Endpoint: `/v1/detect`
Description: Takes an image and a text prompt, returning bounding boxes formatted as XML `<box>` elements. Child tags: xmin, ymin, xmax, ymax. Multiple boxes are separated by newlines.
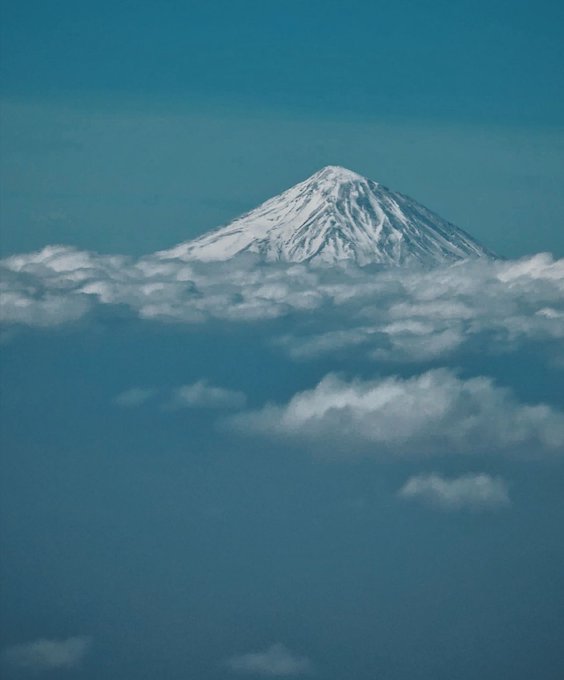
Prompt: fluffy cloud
<box><xmin>2</xmin><ymin>246</ymin><xmax>564</xmax><ymax>365</ymax></box>
<box><xmin>227</xmin><ymin>369</ymin><xmax>564</xmax><ymax>457</ymax></box>
<box><xmin>0</xmin><ymin>270</ymin><xmax>92</xmax><ymax>327</ymax></box>
<box><xmin>167</xmin><ymin>380</ymin><xmax>247</xmax><ymax>409</ymax></box>
<box><xmin>2</xmin><ymin>636</ymin><xmax>91</xmax><ymax>671</ymax></box>
<box><xmin>398</xmin><ymin>473</ymin><xmax>511</xmax><ymax>510</ymax></box>
<box><xmin>226</xmin><ymin>643</ymin><xmax>313</xmax><ymax>677</ymax></box>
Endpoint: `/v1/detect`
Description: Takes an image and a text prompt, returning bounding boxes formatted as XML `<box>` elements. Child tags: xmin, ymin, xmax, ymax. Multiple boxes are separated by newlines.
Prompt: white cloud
<box><xmin>227</xmin><ymin>369</ymin><xmax>564</xmax><ymax>457</ymax></box>
<box><xmin>167</xmin><ymin>380</ymin><xmax>246</xmax><ymax>409</ymax></box>
<box><xmin>398</xmin><ymin>473</ymin><xmax>511</xmax><ymax>510</ymax></box>
<box><xmin>2</xmin><ymin>247</ymin><xmax>564</xmax><ymax>366</ymax></box>
<box><xmin>3</xmin><ymin>636</ymin><xmax>92</xmax><ymax>671</ymax></box>
<box><xmin>0</xmin><ymin>287</ymin><xmax>91</xmax><ymax>328</ymax></box>
<box><xmin>226</xmin><ymin>643</ymin><xmax>313</xmax><ymax>677</ymax></box>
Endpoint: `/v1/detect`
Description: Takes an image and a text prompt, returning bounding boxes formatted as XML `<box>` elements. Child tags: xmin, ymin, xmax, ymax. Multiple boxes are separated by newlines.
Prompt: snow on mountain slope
<box><xmin>158</xmin><ymin>166</ymin><xmax>494</xmax><ymax>266</ymax></box>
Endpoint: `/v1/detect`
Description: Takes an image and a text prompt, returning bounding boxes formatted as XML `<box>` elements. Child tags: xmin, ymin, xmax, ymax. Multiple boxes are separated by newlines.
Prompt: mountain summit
<box><xmin>159</xmin><ymin>166</ymin><xmax>493</xmax><ymax>266</ymax></box>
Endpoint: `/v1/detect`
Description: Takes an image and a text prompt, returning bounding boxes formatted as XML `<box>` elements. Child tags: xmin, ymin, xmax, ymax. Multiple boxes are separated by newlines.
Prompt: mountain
<box><xmin>158</xmin><ymin>166</ymin><xmax>493</xmax><ymax>266</ymax></box>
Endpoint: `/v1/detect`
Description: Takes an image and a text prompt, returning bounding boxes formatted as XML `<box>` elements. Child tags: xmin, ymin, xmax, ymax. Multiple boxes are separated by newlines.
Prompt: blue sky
<box><xmin>1</xmin><ymin>3</ymin><xmax>564</xmax><ymax>679</ymax></box>
<box><xmin>2</xmin><ymin>0</ymin><xmax>563</xmax><ymax>124</ymax></box>
<box><xmin>1</xmin><ymin>0</ymin><xmax>563</xmax><ymax>257</ymax></box>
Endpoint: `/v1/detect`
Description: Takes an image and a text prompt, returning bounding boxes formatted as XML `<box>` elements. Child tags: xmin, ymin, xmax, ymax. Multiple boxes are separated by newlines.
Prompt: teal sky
<box><xmin>2</xmin><ymin>5</ymin><xmax>564</xmax><ymax>679</ymax></box>
<box><xmin>1</xmin><ymin>0</ymin><xmax>563</xmax><ymax>258</ymax></box>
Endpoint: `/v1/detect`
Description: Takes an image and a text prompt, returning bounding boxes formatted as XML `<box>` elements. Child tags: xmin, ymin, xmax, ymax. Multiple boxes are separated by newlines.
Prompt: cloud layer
<box><xmin>226</xmin><ymin>643</ymin><xmax>313</xmax><ymax>677</ymax></box>
<box><xmin>2</xmin><ymin>636</ymin><xmax>92</xmax><ymax>671</ymax></box>
<box><xmin>2</xmin><ymin>247</ymin><xmax>564</xmax><ymax>364</ymax></box>
<box><xmin>227</xmin><ymin>369</ymin><xmax>564</xmax><ymax>457</ymax></box>
<box><xmin>398</xmin><ymin>473</ymin><xmax>511</xmax><ymax>510</ymax></box>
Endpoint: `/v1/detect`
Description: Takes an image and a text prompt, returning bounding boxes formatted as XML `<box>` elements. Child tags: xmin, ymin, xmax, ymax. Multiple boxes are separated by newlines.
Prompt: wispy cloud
<box><xmin>2</xmin><ymin>636</ymin><xmax>92</xmax><ymax>671</ymax></box>
<box><xmin>398</xmin><ymin>473</ymin><xmax>511</xmax><ymax>510</ymax></box>
<box><xmin>113</xmin><ymin>387</ymin><xmax>157</xmax><ymax>407</ymax></box>
<box><xmin>113</xmin><ymin>381</ymin><xmax>247</xmax><ymax>410</ymax></box>
<box><xmin>226</xmin><ymin>643</ymin><xmax>313</xmax><ymax>677</ymax></box>
<box><xmin>227</xmin><ymin>369</ymin><xmax>564</xmax><ymax>457</ymax></box>
<box><xmin>167</xmin><ymin>380</ymin><xmax>247</xmax><ymax>409</ymax></box>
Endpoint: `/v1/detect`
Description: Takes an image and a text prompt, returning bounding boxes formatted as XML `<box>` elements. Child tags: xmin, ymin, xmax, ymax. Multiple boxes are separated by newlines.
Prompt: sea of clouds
<box><xmin>3</xmin><ymin>245</ymin><xmax>563</xmax><ymax>464</ymax></box>
<box><xmin>2</xmin><ymin>247</ymin><xmax>563</xmax><ymax>366</ymax></box>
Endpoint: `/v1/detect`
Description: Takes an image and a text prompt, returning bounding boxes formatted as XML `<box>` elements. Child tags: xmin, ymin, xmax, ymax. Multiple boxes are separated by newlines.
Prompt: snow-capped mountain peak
<box><xmin>308</xmin><ymin>164</ymin><xmax>368</xmax><ymax>184</ymax></box>
<box><xmin>158</xmin><ymin>166</ymin><xmax>493</xmax><ymax>266</ymax></box>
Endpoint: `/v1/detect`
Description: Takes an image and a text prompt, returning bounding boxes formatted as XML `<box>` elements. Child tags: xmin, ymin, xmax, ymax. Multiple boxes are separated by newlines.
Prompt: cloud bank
<box><xmin>226</xmin><ymin>643</ymin><xmax>313</xmax><ymax>677</ymax></box>
<box><xmin>2</xmin><ymin>247</ymin><xmax>564</xmax><ymax>364</ymax></box>
<box><xmin>398</xmin><ymin>473</ymin><xmax>511</xmax><ymax>510</ymax></box>
<box><xmin>227</xmin><ymin>369</ymin><xmax>564</xmax><ymax>457</ymax></box>
<box><xmin>2</xmin><ymin>636</ymin><xmax>92</xmax><ymax>671</ymax></box>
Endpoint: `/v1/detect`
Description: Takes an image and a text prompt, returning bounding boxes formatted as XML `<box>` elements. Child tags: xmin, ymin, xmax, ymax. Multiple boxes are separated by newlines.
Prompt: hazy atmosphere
<box><xmin>1</xmin><ymin>2</ymin><xmax>563</xmax><ymax>679</ymax></box>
